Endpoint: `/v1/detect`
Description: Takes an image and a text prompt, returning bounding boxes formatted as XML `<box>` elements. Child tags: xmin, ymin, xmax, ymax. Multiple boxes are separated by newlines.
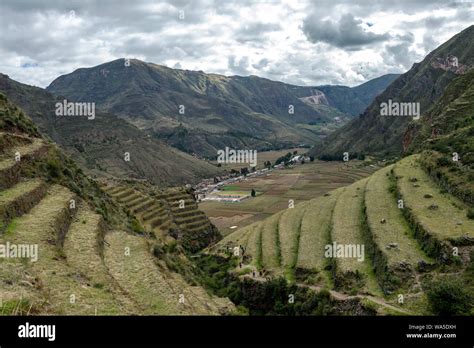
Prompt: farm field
<box><xmin>200</xmin><ymin>160</ymin><xmax>376</xmax><ymax>235</ymax></box>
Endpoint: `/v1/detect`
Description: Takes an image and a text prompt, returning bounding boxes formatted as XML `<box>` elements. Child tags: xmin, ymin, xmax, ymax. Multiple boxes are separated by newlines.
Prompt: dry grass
<box><xmin>261</xmin><ymin>211</ymin><xmax>284</xmax><ymax>270</ymax></box>
<box><xmin>1</xmin><ymin>185</ymin><xmax>128</xmax><ymax>315</ymax></box>
<box><xmin>0</xmin><ymin>179</ymin><xmax>43</xmax><ymax>204</ymax></box>
<box><xmin>394</xmin><ymin>155</ymin><xmax>474</xmax><ymax>241</ymax></box>
<box><xmin>297</xmin><ymin>189</ymin><xmax>343</xmax><ymax>271</ymax></box>
<box><xmin>278</xmin><ymin>201</ymin><xmax>310</xmax><ymax>268</ymax></box>
<box><xmin>331</xmin><ymin>180</ymin><xmax>369</xmax><ymax>274</ymax></box>
<box><xmin>104</xmin><ymin>230</ymin><xmax>182</xmax><ymax>315</ymax></box>
<box><xmin>365</xmin><ymin>166</ymin><xmax>430</xmax><ymax>265</ymax></box>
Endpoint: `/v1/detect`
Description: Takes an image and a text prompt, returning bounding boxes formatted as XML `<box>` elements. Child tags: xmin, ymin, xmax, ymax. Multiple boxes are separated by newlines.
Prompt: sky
<box><xmin>0</xmin><ymin>0</ymin><xmax>472</xmax><ymax>88</ymax></box>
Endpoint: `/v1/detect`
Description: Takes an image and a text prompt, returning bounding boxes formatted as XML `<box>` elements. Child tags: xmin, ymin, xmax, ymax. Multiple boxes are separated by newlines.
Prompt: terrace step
<box><xmin>260</xmin><ymin>211</ymin><xmax>285</xmax><ymax>270</ymax></box>
<box><xmin>394</xmin><ymin>155</ymin><xmax>474</xmax><ymax>254</ymax></box>
<box><xmin>278</xmin><ymin>201</ymin><xmax>311</xmax><ymax>270</ymax></box>
<box><xmin>0</xmin><ymin>131</ymin><xmax>32</xmax><ymax>154</ymax></box>
<box><xmin>364</xmin><ymin>166</ymin><xmax>431</xmax><ymax>291</ymax></box>
<box><xmin>331</xmin><ymin>178</ymin><xmax>380</xmax><ymax>294</ymax></box>
<box><xmin>296</xmin><ymin>190</ymin><xmax>343</xmax><ymax>285</ymax></box>
<box><xmin>64</xmin><ymin>204</ymin><xmax>135</xmax><ymax>314</ymax></box>
<box><xmin>0</xmin><ymin>179</ymin><xmax>48</xmax><ymax>232</ymax></box>
<box><xmin>104</xmin><ymin>230</ymin><xmax>197</xmax><ymax>314</ymax></box>
<box><xmin>0</xmin><ymin>185</ymin><xmax>114</xmax><ymax>314</ymax></box>
<box><xmin>0</xmin><ymin>138</ymin><xmax>47</xmax><ymax>190</ymax></box>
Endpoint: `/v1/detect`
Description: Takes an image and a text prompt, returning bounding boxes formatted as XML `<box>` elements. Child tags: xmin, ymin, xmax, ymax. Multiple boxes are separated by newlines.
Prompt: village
<box><xmin>192</xmin><ymin>153</ymin><xmax>311</xmax><ymax>203</ymax></box>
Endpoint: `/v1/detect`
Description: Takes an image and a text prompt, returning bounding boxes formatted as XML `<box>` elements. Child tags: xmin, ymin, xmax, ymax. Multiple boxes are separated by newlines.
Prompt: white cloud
<box><xmin>0</xmin><ymin>0</ymin><xmax>472</xmax><ymax>88</ymax></box>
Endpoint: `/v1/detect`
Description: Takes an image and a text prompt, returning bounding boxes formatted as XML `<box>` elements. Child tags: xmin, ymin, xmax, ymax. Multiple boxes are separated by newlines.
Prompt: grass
<box><xmin>0</xmin><ymin>138</ymin><xmax>45</xmax><ymax>171</ymax></box>
<box><xmin>278</xmin><ymin>203</ymin><xmax>308</xmax><ymax>268</ymax></box>
<box><xmin>331</xmin><ymin>179</ymin><xmax>369</xmax><ymax>274</ymax></box>
<box><xmin>296</xmin><ymin>189</ymin><xmax>343</xmax><ymax>285</ymax></box>
<box><xmin>0</xmin><ymin>179</ymin><xmax>43</xmax><ymax>203</ymax></box>
<box><xmin>394</xmin><ymin>155</ymin><xmax>474</xmax><ymax>241</ymax></box>
<box><xmin>0</xmin><ymin>185</ymin><xmax>127</xmax><ymax>315</ymax></box>
<box><xmin>63</xmin><ymin>204</ymin><xmax>137</xmax><ymax>314</ymax></box>
<box><xmin>365</xmin><ymin>166</ymin><xmax>431</xmax><ymax>265</ymax></box>
<box><xmin>331</xmin><ymin>178</ymin><xmax>382</xmax><ymax>295</ymax></box>
<box><xmin>261</xmin><ymin>212</ymin><xmax>284</xmax><ymax>270</ymax></box>
<box><xmin>4</xmin><ymin>218</ymin><xmax>18</xmax><ymax>236</ymax></box>
<box><xmin>104</xmin><ymin>230</ymin><xmax>182</xmax><ymax>315</ymax></box>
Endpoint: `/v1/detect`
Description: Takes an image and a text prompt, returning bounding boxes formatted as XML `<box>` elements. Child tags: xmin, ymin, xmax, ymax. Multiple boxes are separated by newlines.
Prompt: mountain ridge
<box><xmin>310</xmin><ymin>25</ymin><xmax>474</xmax><ymax>160</ymax></box>
<box><xmin>46</xmin><ymin>59</ymin><xmax>398</xmax><ymax>158</ymax></box>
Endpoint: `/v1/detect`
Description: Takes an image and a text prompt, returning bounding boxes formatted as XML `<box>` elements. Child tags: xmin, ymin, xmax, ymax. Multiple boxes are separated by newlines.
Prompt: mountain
<box><xmin>46</xmin><ymin>60</ymin><xmax>396</xmax><ymax>158</ymax></box>
<box><xmin>311</xmin><ymin>25</ymin><xmax>474</xmax><ymax>160</ymax></box>
<box><xmin>405</xmin><ymin>68</ymin><xmax>474</xmax><ymax>205</ymax></box>
<box><xmin>0</xmin><ymin>73</ymin><xmax>221</xmax><ymax>186</ymax></box>
<box><xmin>302</xmin><ymin>74</ymin><xmax>399</xmax><ymax>116</ymax></box>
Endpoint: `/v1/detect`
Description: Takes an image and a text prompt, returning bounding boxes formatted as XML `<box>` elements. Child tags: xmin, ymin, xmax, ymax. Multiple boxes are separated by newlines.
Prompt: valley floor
<box><xmin>200</xmin><ymin>160</ymin><xmax>376</xmax><ymax>236</ymax></box>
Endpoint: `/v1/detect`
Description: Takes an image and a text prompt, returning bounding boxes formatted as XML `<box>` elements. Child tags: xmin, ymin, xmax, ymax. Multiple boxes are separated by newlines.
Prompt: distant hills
<box><xmin>46</xmin><ymin>59</ymin><xmax>397</xmax><ymax>158</ymax></box>
<box><xmin>311</xmin><ymin>25</ymin><xmax>474</xmax><ymax>160</ymax></box>
<box><xmin>0</xmin><ymin>74</ymin><xmax>221</xmax><ymax>186</ymax></box>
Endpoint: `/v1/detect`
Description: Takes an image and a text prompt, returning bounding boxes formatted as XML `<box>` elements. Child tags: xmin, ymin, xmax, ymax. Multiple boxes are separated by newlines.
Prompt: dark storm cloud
<box><xmin>302</xmin><ymin>13</ymin><xmax>391</xmax><ymax>49</ymax></box>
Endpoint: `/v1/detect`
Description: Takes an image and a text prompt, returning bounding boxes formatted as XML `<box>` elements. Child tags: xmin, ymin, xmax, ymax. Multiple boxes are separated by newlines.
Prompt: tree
<box><xmin>251</xmin><ymin>189</ymin><xmax>256</xmax><ymax>197</ymax></box>
<box><xmin>310</xmin><ymin>156</ymin><xmax>315</xmax><ymax>162</ymax></box>
<box><xmin>426</xmin><ymin>277</ymin><xmax>472</xmax><ymax>315</ymax></box>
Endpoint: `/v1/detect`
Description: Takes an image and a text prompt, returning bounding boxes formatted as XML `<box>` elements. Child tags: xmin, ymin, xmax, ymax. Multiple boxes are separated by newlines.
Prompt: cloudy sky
<box><xmin>0</xmin><ymin>0</ymin><xmax>472</xmax><ymax>88</ymax></box>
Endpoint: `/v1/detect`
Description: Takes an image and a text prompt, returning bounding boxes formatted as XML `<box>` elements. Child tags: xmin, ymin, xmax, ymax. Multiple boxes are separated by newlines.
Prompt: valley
<box><xmin>199</xmin><ymin>159</ymin><xmax>377</xmax><ymax>236</ymax></box>
<box><xmin>0</xmin><ymin>20</ymin><xmax>472</xmax><ymax>320</ymax></box>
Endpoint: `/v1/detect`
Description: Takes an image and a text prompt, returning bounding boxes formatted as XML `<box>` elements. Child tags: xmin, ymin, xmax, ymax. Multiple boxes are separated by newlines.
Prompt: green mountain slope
<box><xmin>312</xmin><ymin>25</ymin><xmax>474</xmax><ymax>160</ymax></box>
<box><xmin>405</xmin><ymin>69</ymin><xmax>474</xmax><ymax>205</ymax></box>
<box><xmin>0</xmin><ymin>93</ymin><xmax>234</xmax><ymax>315</ymax></box>
<box><xmin>0</xmin><ymin>74</ymin><xmax>221</xmax><ymax>186</ymax></box>
<box><xmin>46</xmin><ymin>60</ymin><xmax>396</xmax><ymax>158</ymax></box>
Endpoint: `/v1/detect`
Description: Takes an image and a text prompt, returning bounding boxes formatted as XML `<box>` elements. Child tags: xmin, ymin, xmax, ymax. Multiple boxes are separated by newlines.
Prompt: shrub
<box><xmin>467</xmin><ymin>209</ymin><xmax>474</xmax><ymax>220</ymax></box>
<box><xmin>436</xmin><ymin>157</ymin><xmax>451</xmax><ymax>167</ymax></box>
<box><xmin>426</xmin><ymin>277</ymin><xmax>472</xmax><ymax>315</ymax></box>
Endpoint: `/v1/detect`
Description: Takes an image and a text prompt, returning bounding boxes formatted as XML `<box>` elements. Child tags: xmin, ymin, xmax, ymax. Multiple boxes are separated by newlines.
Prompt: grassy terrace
<box><xmin>244</xmin><ymin>223</ymin><xmax>263</xmax><ymax>269</ymax></box>
<box><xmin>1</xmin><ymin>185</ymin><xmax>125</xmax><ymax>314</ymax></box>
<box><xmin>365</xmin><ymin>166</ymin><xmax>430</xmax><ymax>265</ymax></box>
<box><xmin>278</xmin><ymin>201</ymin><xmax>310</xmax><ymax>270</ymax></box>
<box><xmin>394</xmin><ymin>155</ymin><xmax>474</xmax><ymax>243</ymax></box>
<box><xmin>104</xmin><ymin>230</ymin><xmax>183</xmax><ymax>315</ymax></box>
<box><xmin>331</xmin><ymin>178</ymin><xmax>381</xmax><ymax>294</ymax></box>
<box><xmin>261</xmin><ymin>212</ymin><xmax>284</xmax><ymax>270</ymax></box>
<box><xmin>296</xmin><ymin>189</ymin><xmax>342</xmax><ymax>285</ymax></box>
<box><xmin>364</xmin><ymin>166</ymin><xmax>432</xmax><ymax>291</ymax></box>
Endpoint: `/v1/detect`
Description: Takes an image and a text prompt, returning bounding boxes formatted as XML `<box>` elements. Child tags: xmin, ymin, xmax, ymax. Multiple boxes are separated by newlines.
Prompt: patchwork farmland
<box><xmin>200</xmin><ymin>160</ymin><xmax>377</xmax><ymax>236</ymax></box>
<box><xmin>214</xmin><ymin>154</ymin><xmax>474</xmax><ymax>314</ymax></box>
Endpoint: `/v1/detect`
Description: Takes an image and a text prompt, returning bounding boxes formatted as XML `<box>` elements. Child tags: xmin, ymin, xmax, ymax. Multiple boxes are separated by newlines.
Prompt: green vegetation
<box><xmin>425</xmin><ymin>277</ymin><xmax>473</xmax><ymax>315</ymax></box>
<box><xmin>313</xmin><ymin>25</ymin><xmax>474</xmax><ymax>160</ymax></box>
